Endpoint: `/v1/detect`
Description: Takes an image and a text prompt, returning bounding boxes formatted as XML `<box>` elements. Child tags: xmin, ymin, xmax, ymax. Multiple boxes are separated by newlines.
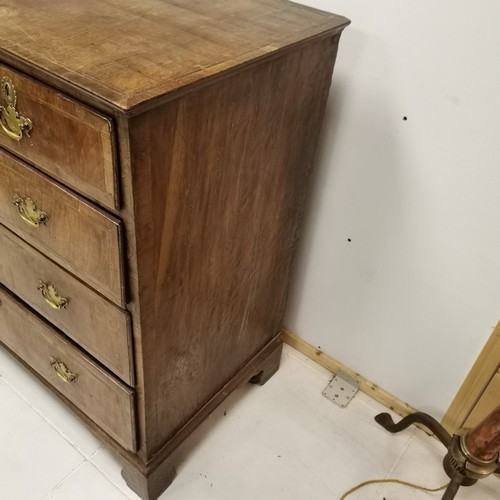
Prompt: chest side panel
<box><xmin>130</xmin><ymin>35</ymin><xmax>341</xmax><ymax>456</ymax></box>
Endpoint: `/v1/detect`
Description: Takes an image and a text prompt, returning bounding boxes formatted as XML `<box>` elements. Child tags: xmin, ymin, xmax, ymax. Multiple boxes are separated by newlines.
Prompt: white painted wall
<box><xmin>286</xmin><ymin>0</ymin><xmax>500</xmax><ymax>418</ymax></box>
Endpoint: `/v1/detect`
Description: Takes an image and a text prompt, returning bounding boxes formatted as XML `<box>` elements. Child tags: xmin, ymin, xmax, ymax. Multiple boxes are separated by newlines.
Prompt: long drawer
<box><xmin>0</xmin><ymin>148</ymin><xmax>125</xmax><ymax>306</ymax></box>
<box><xmin>0</xmin><ymin>63</ymin><xmax>117</xmax><ymax>210</ymax></box>
<box><xmin>0</xmin><ymin>285</ymin><xmax>136</xmax><ymax>452</ymax></box>
<box><xmin>0</xmin><ymin>224</ymin><xmax>133</xmax><ymax>385</ymax></box>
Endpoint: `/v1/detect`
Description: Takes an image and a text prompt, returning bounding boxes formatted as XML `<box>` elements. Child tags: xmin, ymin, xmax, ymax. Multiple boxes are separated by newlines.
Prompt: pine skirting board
<box><xmin>282</xmin><ymin>329</ymin><xmax>417</xmax><ymax>418</ymax></box>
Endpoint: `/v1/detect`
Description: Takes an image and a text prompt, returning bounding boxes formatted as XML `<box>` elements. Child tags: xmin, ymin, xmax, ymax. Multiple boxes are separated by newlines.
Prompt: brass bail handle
<box><xmin>12</xmin><ymin>194</ymin><xmax>48</xmax><ymax>227</ymax></box>
<box><xmin>37</xmin><ymin>280</ymin><xmax>69</xmax><ymax>310</ymax></box>
<box><xmin>0</xmin><ymin>76</ymin><xmax>32</xmax><ymax>141</ymax></box>
<box><xmin>50</xmin><ymin>357</ymin><xmax>78</xmax><ymax>383</ymax></box>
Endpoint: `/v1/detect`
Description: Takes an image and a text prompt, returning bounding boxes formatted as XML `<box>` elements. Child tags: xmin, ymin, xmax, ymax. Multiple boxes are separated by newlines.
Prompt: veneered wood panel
<box><xmin>0</xmin><ymin>2</ymin><xmax>350</xmax><ymax>495</ymax></box>
<box><xmin>0</xmin><ymin>149</ymin><xmax>125</xmax><ymax>306</ymax></box>
<box><xmin>129</xmin><ymin>35</ymin><xmax>341</xmax><ymax>456</ymax></box>
<box><xmin>0</xmin><ymin>63</ymin><xmax>117</xmax><ymax>208</ymax></box>
<box><xmin>0</xmin><ymin>285</ymin><xmax>136</xmax><ymax>451</ymax></box>
<box><xmin>0</xmin><ymin>224</ymin><xmax>133</xmax><ymax>384</ymax></box>
<box><xmin>0</xmin><ymin>0</ymin><xmax>348</xmax><ymax>110</ymax></box>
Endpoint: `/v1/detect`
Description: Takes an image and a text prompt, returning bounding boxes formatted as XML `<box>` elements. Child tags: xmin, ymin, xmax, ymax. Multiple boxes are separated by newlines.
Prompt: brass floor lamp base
<box><xmin>375</xmin><ymin>409</ymin><xmax>500</xmax><ymax>500</ymax></box>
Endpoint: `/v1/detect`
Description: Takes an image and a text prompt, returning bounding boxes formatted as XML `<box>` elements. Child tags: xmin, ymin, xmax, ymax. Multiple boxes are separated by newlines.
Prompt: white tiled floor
<box><xmin>0</xmin><ymin>344</ymin><xmax>498</xmax><ymax>500</ymax></box>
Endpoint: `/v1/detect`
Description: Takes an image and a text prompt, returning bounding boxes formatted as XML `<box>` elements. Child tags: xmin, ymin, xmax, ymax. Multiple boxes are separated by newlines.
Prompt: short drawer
<box><xmin>0</xmin><ymin>224</ymin><xmax>134</xmax><ymax>385</ymax></box>
<box><xmin>0</xmin><ymin>149</ymin><xmax>125</xmax><ymax>306</ymax></box>
<box><xmin>0</xmin><ymin>286</ymin><xmax>136</xmax><ymax>452</ymax></box>
<box><xmin>0</xmin><ymin>286</ymin><xmax>136</xmax><ymax>451</ymax></box>
<box><xmin>0</xmin><ymin>64</ymin><xmax>117</xmax><ymax>210</ymax></box>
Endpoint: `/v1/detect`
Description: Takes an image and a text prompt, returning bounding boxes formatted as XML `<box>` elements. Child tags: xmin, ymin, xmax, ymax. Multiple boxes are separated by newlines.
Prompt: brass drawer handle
<box><xmin>0</xmin><ymin>76</ymin><xmax>32</xmax><ymax>141</ymax></box>
<box><xmin>37</xmin><ymin>280</ymin><xmax>69</xmax><ymax>310</ymax></box>
<box><xmin>12</xmin><ymin>194</ymin><xmax>48</xmax><ymax>227</ymax></box>
<box><xmin>50</xmin><ymin>357</ymin><xmax>78</xmax><ymax>383</ymax></box>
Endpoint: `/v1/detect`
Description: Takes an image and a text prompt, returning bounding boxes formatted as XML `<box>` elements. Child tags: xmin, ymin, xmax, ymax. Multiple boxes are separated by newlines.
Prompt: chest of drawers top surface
<box><xmin>0</xmin><ymin>0</ymin><xmax>348</xmax><ymax>110</ymax></box>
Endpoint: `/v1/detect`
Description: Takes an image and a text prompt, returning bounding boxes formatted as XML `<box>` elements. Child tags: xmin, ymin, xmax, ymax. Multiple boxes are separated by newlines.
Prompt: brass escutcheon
<box><xmin>37</xmin><ymin>280</ymin><xmax>69</xmax><ymax>310</ymax></box>
<box><xmin>0</xmin><ymin>76</ymin><xmax>32</xmax><ymax>141</ymax></box>
<box><xmin>12</xmin><ymin>193</ymin><xmax>48</xmax><ymax>227</ymax></box>
<box><xmin>50</xmin><ymin>357</ymin><xmax>78</xmax><ymax>383</ymax></box>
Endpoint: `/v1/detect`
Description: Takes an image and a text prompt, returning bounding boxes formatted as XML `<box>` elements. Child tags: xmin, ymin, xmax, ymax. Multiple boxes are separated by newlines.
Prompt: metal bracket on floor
<box><xmin>322</xmin><ymin>370</ymin><xmax>359</xmax><ymax>408</ymax></box>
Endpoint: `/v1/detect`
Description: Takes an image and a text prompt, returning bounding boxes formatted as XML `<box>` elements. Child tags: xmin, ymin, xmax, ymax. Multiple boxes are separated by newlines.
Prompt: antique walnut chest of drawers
<box><xmin>0</xmin><ymin>1</ymin><xmax>348</xmax><ymax>498</ymax></box>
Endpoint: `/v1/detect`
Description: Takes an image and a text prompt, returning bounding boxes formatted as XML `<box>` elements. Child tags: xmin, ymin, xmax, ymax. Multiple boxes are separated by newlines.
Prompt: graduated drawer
<box><xmin>0</xmin><ymin>286</ymin><xmax>136</xmax><ymax>452</ymax></box>
<box><xmin>0</xmin><ymin>148</ymin><xmax>125</xmax><ymax>306</ymax></box>
<box><xmin>0</xmin><ymin>64</ymin><xmax>117</xmax><ymax>210</ymax></box>
<box><xmin>0</xmin><ymin>224</ymin><xmax>133</xmax><ymax>385</ymax></box>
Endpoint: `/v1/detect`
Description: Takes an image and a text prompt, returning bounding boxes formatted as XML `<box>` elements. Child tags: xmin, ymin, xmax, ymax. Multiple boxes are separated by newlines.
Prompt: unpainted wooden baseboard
<box><xmin>282</xmin><ymin>328</ymin><xmax>417</xmax><ymax>418</ymax></box>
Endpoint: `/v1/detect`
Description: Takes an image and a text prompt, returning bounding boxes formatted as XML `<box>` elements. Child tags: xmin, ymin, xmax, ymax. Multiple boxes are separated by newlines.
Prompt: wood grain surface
<box><xmin>464</xmin><ymin>372</ymin><xmax>500</xmax><ymax>430</ymax></box>
<box><xmin>0</xmin><ymin>285</ymin><xmax>136</xmax><ymax>451</ymax></box>
<box><xmin>0</xmin><ymin>0</ymin><xmax>349</xmax><ymax>110</ymax></box>
<box><xmin>123</xmin><ymin>334</ymin><xmax>283</xmax><ymax>500</ymax></box>
<box><xmin>0</xmin><ymin>2</ymin><xmax>350</xmax><ymax>496</ymax></box>
<box><xmin>0</xmin><ymin>149</ymin><xmax>125</xmax><ymax>306</ymax></box>
<box><xmin>0</xmin><ymin>224</ymin><xmax>134</xmax><ymax>384</ymax></box>
<box><xmin>0</xmin><ymin>63</ymin><xmax>117</xmax><ymax>209</ymax></box>
<box><xmin>443</xmin><ymin>323</ymin><xmax>500</xmax><ymax>433</ymax></box>
<box><xmin>129</xmin><ymin>34</ymin><xmax>340</xmax><ymax>457</ymax></box>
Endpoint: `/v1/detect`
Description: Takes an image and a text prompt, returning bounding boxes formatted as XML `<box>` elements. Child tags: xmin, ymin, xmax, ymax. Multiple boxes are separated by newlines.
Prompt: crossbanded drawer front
<box><xmin>0</xmin><ymin>64</ymin><xmax>117</xmax><ymax>210</ymax></box>
<box><xmin>0</xmin><ymin>286</ymin><xmax>136</xmax><ymax>452</ymax></box>
<box><xmin>0</xmin><ymin>149</ymin><xmax>125</xmax><ymax>306</ymax></box>
<box><xmin>0</xmin><ymin>224</ymin><xmax>134</xmax><ymax>385</ymax></box>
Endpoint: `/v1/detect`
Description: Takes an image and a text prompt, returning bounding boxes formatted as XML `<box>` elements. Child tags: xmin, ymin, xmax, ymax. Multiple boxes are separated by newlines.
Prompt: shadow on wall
<box><xmin>286</xmin><ymin>27</ymin><xmax>405</xmax><ymax>337</ymax></box>
<box><xmin>285</xmin><ymin>0</ymin><xmax>500</xmax><ymax>420</ymax></box>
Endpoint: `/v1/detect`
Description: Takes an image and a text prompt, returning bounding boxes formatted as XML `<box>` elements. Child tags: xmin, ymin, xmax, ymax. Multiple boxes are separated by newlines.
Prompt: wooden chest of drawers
<box><xmin>0</xmin><ymin>1</ymin><xmax>348</xmax><ymax>498</ymax></box>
